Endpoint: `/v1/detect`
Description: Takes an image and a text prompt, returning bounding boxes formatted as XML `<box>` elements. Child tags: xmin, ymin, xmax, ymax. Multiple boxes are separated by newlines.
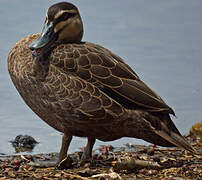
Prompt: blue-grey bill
<box><xmin>29</xmin><ymin>23</ymin><xmax>55</xmax><ymax>50</ymax></box>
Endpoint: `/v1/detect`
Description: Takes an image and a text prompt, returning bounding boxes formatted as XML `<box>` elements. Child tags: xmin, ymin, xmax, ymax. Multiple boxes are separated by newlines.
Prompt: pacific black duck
<box><xmin>8</xmin><ymin>2</ymin><xmax>196</xmax><ymax>165</ymax></box>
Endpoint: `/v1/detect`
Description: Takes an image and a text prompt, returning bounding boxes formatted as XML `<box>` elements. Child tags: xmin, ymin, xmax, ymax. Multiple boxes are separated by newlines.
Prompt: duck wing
<box><xmin>51</xmin><ymin>42</ymin><xmax>175</xmax><ymax>115</ymax></box>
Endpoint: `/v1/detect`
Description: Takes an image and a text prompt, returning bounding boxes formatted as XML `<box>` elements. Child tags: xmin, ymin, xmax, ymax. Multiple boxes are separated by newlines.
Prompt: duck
<box><xmin>8</xmin><ymin>1</ymin><xmax>196</xmax><ymax>165</ymax></box>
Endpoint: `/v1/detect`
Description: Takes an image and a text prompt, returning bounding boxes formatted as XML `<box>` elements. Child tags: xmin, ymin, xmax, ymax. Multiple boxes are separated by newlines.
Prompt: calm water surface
<box><xmin>0</xmin><ymin>0</ymin><xmax>202</xmax><ymax>155</ymax></box>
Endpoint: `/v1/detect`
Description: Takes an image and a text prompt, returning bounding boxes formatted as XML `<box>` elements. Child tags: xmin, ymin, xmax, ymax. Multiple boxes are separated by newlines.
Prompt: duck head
<box><xmin>29</xmin><ymin>2</ymin><xmax>83</xmax><ymax>57</ymax></box>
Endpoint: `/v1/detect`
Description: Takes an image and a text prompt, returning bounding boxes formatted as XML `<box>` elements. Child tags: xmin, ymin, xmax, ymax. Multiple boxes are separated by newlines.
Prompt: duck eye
<box><xmin>59</xmin><ymin>12</ymin><xmax>74</xmax><ymax>21</ymax></box>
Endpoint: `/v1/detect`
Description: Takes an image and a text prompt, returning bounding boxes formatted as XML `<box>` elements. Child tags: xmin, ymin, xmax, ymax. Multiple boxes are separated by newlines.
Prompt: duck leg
<box><xmin>80</xmin><ymin>137</ymin><xmax>95</xmax><ymax>163</ymax></box>
<box><xmin>58</xmin><ymin>133</ymin><xmax>72</xmax><ymax>163</ymax></box>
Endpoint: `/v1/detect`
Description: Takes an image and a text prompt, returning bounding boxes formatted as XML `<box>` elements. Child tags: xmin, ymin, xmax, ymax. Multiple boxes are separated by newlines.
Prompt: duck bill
<box><xmin>29</xmin><ymin>23</ymin><xmax>57</xmax><ymax>56</ymax></box>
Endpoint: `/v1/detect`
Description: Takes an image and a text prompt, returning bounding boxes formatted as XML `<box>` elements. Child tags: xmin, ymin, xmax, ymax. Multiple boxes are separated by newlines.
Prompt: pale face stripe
<box><xmin>54</xmin><ymin>9</ymin><xmax>77</xmax><ymax>20</ymax></box>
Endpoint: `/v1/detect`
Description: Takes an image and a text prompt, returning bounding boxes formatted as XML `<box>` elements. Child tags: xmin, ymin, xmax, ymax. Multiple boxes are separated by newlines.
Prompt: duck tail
<box><xmin>150</xmin><ymin>112</ymin><xmax>198</xmax><ymax>154</ymax></box>
<box><xmin>130</xmin><ymin>110</ymin><xmax>198</xmax><ymax>154</ymax></box>
<box><xmin>154</xmin><ymin>126</ymin><xmax>197</xmax><ymax>154</ymax></box>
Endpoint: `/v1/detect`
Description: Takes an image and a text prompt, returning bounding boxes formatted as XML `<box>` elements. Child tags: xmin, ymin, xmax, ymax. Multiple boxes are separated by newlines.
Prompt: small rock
<box><xmin>10</xmin><ymin>135</ymin><xmax>38</xmax><ymax>153</ymax></box>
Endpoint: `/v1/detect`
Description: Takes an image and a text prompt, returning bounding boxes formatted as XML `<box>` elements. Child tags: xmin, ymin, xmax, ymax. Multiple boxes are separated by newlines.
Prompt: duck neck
<box><xmin>32</xmin><ymin>58</ymin><xmax>50</xmax><ymax>81</ymax></box>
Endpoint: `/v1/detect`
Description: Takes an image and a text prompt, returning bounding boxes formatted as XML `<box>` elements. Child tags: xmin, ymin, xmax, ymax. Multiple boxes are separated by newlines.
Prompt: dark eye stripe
<box><xmin>56</xmin><ymin>12</ymin><xmax>75</xmax><ymax>23</ymax></box>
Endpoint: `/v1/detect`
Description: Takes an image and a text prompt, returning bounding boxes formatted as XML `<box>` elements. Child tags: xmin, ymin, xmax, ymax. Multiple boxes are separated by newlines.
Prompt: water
<box><xmin>0</xmin><ymin>0</ymin><xmax>202</xmax><ymax>155</ymax></box>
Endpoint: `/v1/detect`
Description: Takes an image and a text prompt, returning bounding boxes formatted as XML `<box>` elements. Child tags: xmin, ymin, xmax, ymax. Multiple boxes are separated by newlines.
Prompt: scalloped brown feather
<box><xmin>50</xmin><ymin>40</ymin><xmax>175</xmax><ymax>115</ymax></box>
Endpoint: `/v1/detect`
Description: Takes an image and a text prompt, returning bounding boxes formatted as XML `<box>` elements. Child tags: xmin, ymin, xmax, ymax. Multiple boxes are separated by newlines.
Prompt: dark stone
<box><xmin>10</xmin><ymin>135</ymin><xmax>38</xmax><ymax>152</ymax></box>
